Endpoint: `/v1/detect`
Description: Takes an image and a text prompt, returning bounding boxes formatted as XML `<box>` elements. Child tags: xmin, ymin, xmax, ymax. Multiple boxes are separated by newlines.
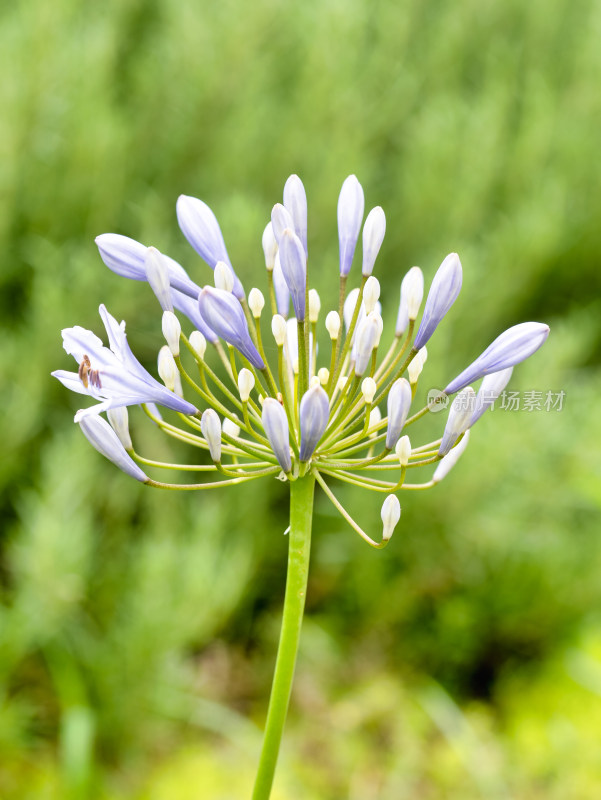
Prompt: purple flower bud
<box><xmin>433</xmin><ymin>430</ymin><xmax>470</xmax><ymax>483</ymax></box>
<box><xmin>413</xmin><ymin>253</ymin><xmax>463</xmax><ymax>350</ymax></box>
<box><xmin>470</xmin><ymin>367</ymin><xmax>513</xmax><ymax>425</ymax></box>
<box><xmin>299</xmin><ymin>383</ymin><xmax>330</xmax><ymax>461</ymax></box>
<box><xmin>385</xmin><ymin>378</ymin><xmax>412</xmax><ymax>450</ymax></box>
<box><xmin>271</xmin><ymin>203</ymin><xmax>294</xmax><ymax>244</ymax></box>
<box><xmin>198</xmin><ymin>287</ymin><xmax>265</xmax><ymax>370</ymax></box>
<box><xmin>79</xmin><ymin>415</ymin><xmax>148</xmax><ymax>482</ymax></box>
<box><xmin>439</xmin><ymin>387</ymin><xmax>475</xmax><ymax>456</ymax></box>
<box><xmin>200</xmin><ymin>409</ymin><xmax>222</xmax><ymax>462</ymax></box>
<box><xmin>170</xmin><ymin>290</ymin><xmax>218</xmax><ymax>344</ymax></box>
<box><xmin>283</xmin><ymin>174</ymin><xmax>308</xmax><ymax>255</ymax></box>
<box><xmin>273</xmin><ymin>254</ymin><xmax>290</xmax><ymax>318</ymax></box>
<box><xmin>176</xmin><ymin>195</ymin><xmax>245</xmax><ymax>299</ymax></box>
<box><xmin>353</xmin><ymin>313</ymin><xmax>381</xmax><ymax>376</ymax></box>
<box><xmin>278</xmin><ymin>229</ymin><xmax>307</xmax><ymax>321</ymax></box>
<box><xmin>362</xmin><ymin>206</ymin><xmax>386</xmax><ymax>276</ymax></box>
<box><xmin>95</xmin><ymin>233</ymin><xmax>201</xmax><ymax>300</ymax></box>
<box><xmin>262</xmin><ymin>398</ymin><xmax>292</xmax><ymax>473</ymax></box>
<box><xmin>338</xmin><ymin>175</ymin><xmax>365</xmax><ymax>276</ymax></box>
<box><xmin>145</xmin><ymin>247</ymin><xmax>173</xmax><ymax>312</ymax></box>
<box><xmin>444</xmin><ymin>322</ymin><xmax>550</xmax><ymax>396</ymax></box>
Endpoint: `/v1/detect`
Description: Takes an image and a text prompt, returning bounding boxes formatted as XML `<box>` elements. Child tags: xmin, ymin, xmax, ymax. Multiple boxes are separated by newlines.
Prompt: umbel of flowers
<box><xmin>53</xmin><ymin>174</ymin><xmax>548</xmax><ymax>545</ymax></box>
<box><xmin>52</xmin><ymin>175</ymin><xmax>549</xmax><ymax>798</ymax></box>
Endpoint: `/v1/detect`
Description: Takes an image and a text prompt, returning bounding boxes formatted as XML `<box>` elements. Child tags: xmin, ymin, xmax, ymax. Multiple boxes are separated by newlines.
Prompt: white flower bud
<box><xmin>362</xmin><ymin>206</ymin><xmax>386</xmax><ymax>277</ymax></box>
<box><xmin>353</xmin><ymin>313</ymin><xmax>380</xmax><ymax>376</ymax></box>
<box><xmin>420</xmin><ymin>346</ymin><xmax>428</xmax><ymax>365</ymax></box>
<box><xmin>325</xmin><ymin>311</ymin><xmax>341</xmax><ymax>340</ymax></box>
<box><xmin>189</xmin><ymin>330</ymin><xmax>207</xmax><ymax>360</ymax></box>
<box><xmin>222</xmin><ymin>417</ymin><xmax>241</xmax><ymax>438</ymax></box>
<box><xmin>405</xmin><ymin>266</ymin><xmax>424</xmax><ymax>321</ymax></box>
<box><xmin>433</xmin><ymin>430</ymin><xmax>470</xmax><ymax>483</ymax></box>
<box><xmin>237</xmin><ymin>368</ymin><xmax>255</xmax><ymax>403</ymax></box>
<box><xmin>158</xmin><ymin>345</ymin><xmax>178</xmax><ymax>391</ymax></box>
<box><xmin>200</xmin><ymin>409</ymin><xmax>222</xmax><ymax>462</ymax></box>
<box><xmin>107</xmin><ymin>407</ymin><xmax>132</xmax><ymax>451</ymax></box>
<box><xmin>363</xmin><ymin>276</ymin><xmax>380</xmax><ymax>315</ymax></box>
<box><xmin>214</xmin><ymin>260</ymin><xmax>235</xmax><ymax>292</ymax></box>
<box><xmin>395</xmin><ymin>435</ymin><xmax>411</xmax><ymax>467</ymax></box>
<box><xmin>408</xmin><ymin>351</ymin><xmax>424</xmax><ymax>384</ymax></box>
<box><xmin>271</xmin><ymin>314</ymin><xmax>287</xmax><ymax>346</ymax></box>
<box><xmin>318</xmin><ymin>367</ymin><xmax>329</xmax><ymax>385</ymax></box>
<box><xmin>337</xmin><ymin>375</ymin><xmax>348</xmax><ymax>393</ymax></box>
<box><xmin>373</xmin><ymin>313</ymin><xmax>384</xmax><ymax>347</ymax></box>
<box><xmin>248</xmin><ymin>288</ymin><xmax>265</xmax><ymax>318</ymax></box>
<box><xmin>308</xmin><ymin>289</ymin><xmax>321</xmax><ymax>323</ymax></box>
<box><xmin>145</xmin><ymin>246</ymin><xmax>173</xmax><ymax>312</ymax></box>
<box><xmin>162</xmin><ymin>310</ymin><xmax>181</xmax><ymax>356</ymax></box>
<box><xmin>262</xmin><ymin>222</ymin><xmax>278</xmax><ymax>271</ymax></box>
<box><xmin>381</xmin><ymin>495</ymin><xmax>401</xmax><ymax>541</ymax></box>
<box><xmin>361</xmin><ymin>377</ymin><xmax>376</xmax><ymax>404</ymax></box>
<box><xmin>368</xmin><ymin>406</ymin><xmax>381</xmax><ymax>437</ymax></box>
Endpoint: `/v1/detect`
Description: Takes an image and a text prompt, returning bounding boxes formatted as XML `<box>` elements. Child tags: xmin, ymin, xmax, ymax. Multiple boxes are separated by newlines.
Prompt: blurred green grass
<box><xmin>1</xmin><ymin>0</ymin><xmax>601</xmax><ymax>797</ymax></box>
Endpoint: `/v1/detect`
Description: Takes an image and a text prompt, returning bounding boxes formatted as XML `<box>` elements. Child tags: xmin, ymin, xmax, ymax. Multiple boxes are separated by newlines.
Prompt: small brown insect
<box><xmin>78</xmin><ymin>354</ymin><xmax>102</xmax><ymax>389</ymax></box>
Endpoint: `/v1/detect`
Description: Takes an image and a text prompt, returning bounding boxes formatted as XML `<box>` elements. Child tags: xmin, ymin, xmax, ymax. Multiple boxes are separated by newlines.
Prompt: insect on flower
<box><xmin>53</xmin><ymin>175</ymin><xmax>550</xmax><ymax>548</ymax></box>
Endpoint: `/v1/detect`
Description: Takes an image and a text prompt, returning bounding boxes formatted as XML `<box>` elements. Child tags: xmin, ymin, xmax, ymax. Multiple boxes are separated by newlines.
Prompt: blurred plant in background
<box><xmin>1</xmin><ymin>0</ymin><xmax>601</xmax><ymax>797</ymax></box>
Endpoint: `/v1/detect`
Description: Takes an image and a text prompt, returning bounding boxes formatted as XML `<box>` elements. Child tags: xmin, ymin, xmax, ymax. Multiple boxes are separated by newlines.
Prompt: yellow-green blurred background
<box><xmin>2</xmin><ymin>1</ymin><xmax>601</xmax><ymax>797</ymax></box>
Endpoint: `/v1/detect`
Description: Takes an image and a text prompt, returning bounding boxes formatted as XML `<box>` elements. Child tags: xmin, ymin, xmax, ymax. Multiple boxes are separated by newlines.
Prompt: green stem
<box><xmin>251</xmin><ymin>474</ymin><xmax>316</xmax><ymax>800</ymax></box>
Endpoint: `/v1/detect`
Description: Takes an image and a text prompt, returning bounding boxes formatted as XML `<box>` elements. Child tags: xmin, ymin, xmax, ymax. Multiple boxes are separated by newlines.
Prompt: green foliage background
<box><xmin>1</xmin><ymin>0</ymin><xmax>601</xmax><ymax>797</ymax></box>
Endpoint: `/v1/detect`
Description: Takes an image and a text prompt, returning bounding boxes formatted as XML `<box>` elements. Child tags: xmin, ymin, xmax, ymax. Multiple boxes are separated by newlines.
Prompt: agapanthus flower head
<box><xmin>55</xmin><ymin>175</ymin><xmax>549</xmax><ymax>549</ymax></box>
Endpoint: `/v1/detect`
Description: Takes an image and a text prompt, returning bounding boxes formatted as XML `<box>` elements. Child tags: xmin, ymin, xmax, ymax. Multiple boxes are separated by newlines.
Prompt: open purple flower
<box><xmin>52</xmin><ymin>305</ymin><xmax>198</xmax><ymax>421</ymax></box>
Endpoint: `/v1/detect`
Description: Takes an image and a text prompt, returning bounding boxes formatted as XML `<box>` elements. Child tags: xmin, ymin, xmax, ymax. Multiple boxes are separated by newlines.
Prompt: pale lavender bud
<box><xmin>308</xmin><ymin>289</ymin><xmax>321</xmax><ymax>324</ymax></box>
<box><xmin>79</xmin><ymin>415</ymin><xmax>148</xmax><ymax>482</ymax></box>
<box><xmin>338</xmin><ymin>175</ymin><xmax>365</xmax><ymax>276</ymax></box>
<box><xmin>201</xmin><ymin>409</ymin><xmax>222</xmax><ymax>461</ymax></box>
<box><xmin>170</xmin><ymin>290</ymin><xmax>218</xmax><ymax>344</ymax></box>
<box><xmin>248</xmin><ymin>288</ymin><xmax>265</xmax><ymax>318</ymax></box>
<box><xmin>362</xmin><ymin>206</ymin><xmax>386</xmax><ymax>276</ymax></box>
<box><xmin>262</xmin><ymin>398</ymin><xmax>292</xmax><ymax>473</ymax></box>
<box><xmin>414</xmin><ymin>254</ymin><xmax>463</xmax><ymax>349</ymax></box>
<box><xmin>325</xmin><ymin>311</ymin><xmax>340</xmax><ymax>340</ymax></box>
<box><xmin>262</xmin><ymin>222</ymin><xmax>278</xmax><ymax>271</ymax></box>
<box><xmin>145</xmin><ymin>247</ymin><xmax>173</xmax><ymax>312</ymax></box>
<box><xmin>396</xmin><ymin>267</ymin><xmax>424</xmax><ymax>335</ymax></box>
<box><xmin>470</xmin><ymin>367</ymin><xmax>513</xmax><ymax>425</ymax></box>
<box><xmin>361</xmin><ymin>377</ymin><xmax>377</xmax><ymax>404</ymax></box>
<box><xmin>273</xmin><ymin>253</ymin><xmax>290</xmax><ymax>318</ymax></box>
<box><xmin>433</xmin><ymin>430</ymin><xmax>470</xmax><ymax>483</ymax></box>
<box><xmin>158</xmin><ymin>346</ymin><xmax>178</xmax><ymax>391</ymax></box>
<box><xmin>444</xmin><ymin>323</ymin><xmax>550</xmax><ymax>396</ymax></box>
<box><xmin>198</xmin><ymin>287</ymin><xmax>265</xmax><ymax>370</ymax></box>
<box><xmin>189</xmin><ymin>330</ymin><xmax>207</xmax><ymax>360</ymax></box>
<box><xmin>162</xmin><ymin>311</ymin><xmax>181</xmax><ymax>356</ymax></box>
<box><xmin>176</xmin><ymin>195</ymin><xmax>244</xmax><ymax>299</ymax></box>
<box><xmin>363</xmin><ymin>276</ymin><xmax>380</xmax><ymax>315</ymax></box>
<box><xmin>222</xmin><ymin>417</ymin><xmax>241</xmax><ymax>439</ymax></box>
<box><xmin>344</xmin><ymin>288</ymin><xmax>360</xmax><ymax>331</ymax></box>
<box><xmin>285</xmin><ymin>318</ymin><xmax>299</xmax><ymax>374</ymax></box>
<box><xmin>237</xmin><ymin>368</ymin><xmax>255</xmax><ymax>402</ymax></box>
<box><xmin>107</xmin><ymin>406</ymin><xmax>132</xmax><ymax>451</ymax></box>
<box><xmin>271</xmin><ymin>203</ymin><xmax>294</xmax><ymax>244</ymax></box>
<box><xmin>299</xmin><ymin>383</ymin><xmax>330</xmax><ymax>461</ymax></box>
<box><xmin>395</xmin><ymin>435</ymin><xmax>411</xmax><ymax>467</ymax></box>
<box><xmin>283</xmin><ymin>174</ymin><xmax>308</xmax><ymax>254</ymax></box>
<box><xmin>214</xmin><ymin>261</ymin><xmax>235</xmax><ymax>292</ymax></box>
<box><xmin>271</xmin><ymin>315</ymin><xmax>287</xmax><ymax>347</ymax></box>
<box><xmin>386</xmin><ymin>378</ymin><xmax>412</xmax><ymax>450</ymax></box>
<box><xmin>381</xmin><ymin>495</ymin><xmax>401</xmax><ymax>541</ymax></box>
<box><xmin>353</xmin><ymin>313</ymin><xmax>380</xmax><ymax>376</ymax></box>
<box><xmin>278</xmin><ymin>228</ymin><xmax>307</xmax><ymax>321</ymax></box>
<box><xmin>439</xmin><ymin>387</ymin><xmax>475</xmax><ymax>456</ymax></box>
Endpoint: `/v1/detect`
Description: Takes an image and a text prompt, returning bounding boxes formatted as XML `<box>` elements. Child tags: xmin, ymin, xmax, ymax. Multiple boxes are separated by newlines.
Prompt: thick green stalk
<box><xmin>251</xmin><ymin>474</ymin><xmax>316</xmax><ymax>800</ymax></box>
